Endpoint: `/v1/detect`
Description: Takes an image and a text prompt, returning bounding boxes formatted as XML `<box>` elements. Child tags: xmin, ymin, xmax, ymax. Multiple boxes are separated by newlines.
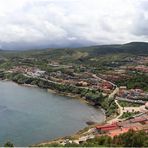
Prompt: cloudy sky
<box><xmin>0</xmin><ymin>0</ymin><xmax>148</xmax><ymax>50</ymax></box>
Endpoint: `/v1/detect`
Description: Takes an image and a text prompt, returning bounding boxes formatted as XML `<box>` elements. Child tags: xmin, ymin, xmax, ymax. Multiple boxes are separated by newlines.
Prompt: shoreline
<box><xmin>0</xmin><ymin>79</ymin><xmax>105</xmax><ymax>110</ymax></box>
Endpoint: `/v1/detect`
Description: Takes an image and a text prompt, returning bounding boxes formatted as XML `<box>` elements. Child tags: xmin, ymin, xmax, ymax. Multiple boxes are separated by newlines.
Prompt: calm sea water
<box><xmin>0</xmin><ymin>81</ymin><xmax>105</xmax><ymax>146</ymax></box>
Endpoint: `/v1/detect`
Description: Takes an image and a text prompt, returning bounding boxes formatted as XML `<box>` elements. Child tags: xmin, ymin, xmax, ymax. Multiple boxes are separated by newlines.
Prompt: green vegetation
<box><xmin>4</xmin><ymin>141</ymin><xmax>14</xmax><ymax>147</ymax></box>
<box><xmin>40</xmin><ymin>130</ymin><xmax>148</xmax><ymax>147</ymax></box>
<box><xmin>116</xmin><ymin>73</ymin><xmax>148</xmax><ymax>91</ymax></box>
<box><xmin>119</xmin><ymin>111</ymin><xmax>140</xmax><ymax>119</ymax></box>
<box><xmin>0</xmin><ymin>42</ymin><xmax>148</xmax><ymax>73</ymax></box>
<box><xmin>118</xmin><ymin>100</ymin><xmax>141</xmax><ymax>107</ymax></box>
<box><xmin>101</xmin><ymin>97</ymin><xmax>118</xmax><ymax>117</ymax></box>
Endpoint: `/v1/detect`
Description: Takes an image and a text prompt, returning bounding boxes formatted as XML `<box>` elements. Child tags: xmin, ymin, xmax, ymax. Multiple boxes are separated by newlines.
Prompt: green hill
<box><xmin>0</xmin><ymin>42</ymin><xmax>148</xmax><ymax>67</ymax></box>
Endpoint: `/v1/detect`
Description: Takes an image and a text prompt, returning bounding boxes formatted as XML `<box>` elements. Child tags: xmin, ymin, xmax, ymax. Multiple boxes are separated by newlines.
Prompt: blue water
<box><xmin>0</xmin><ymin>81</ymin><xmax>105</xmax><ymax>146</ymax></box>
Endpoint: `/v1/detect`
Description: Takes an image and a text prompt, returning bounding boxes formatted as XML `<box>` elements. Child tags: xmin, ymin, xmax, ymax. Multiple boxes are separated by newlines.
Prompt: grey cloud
<box><xmin>131</xmin><ymin>3</ymin><xmax>148</xmax><ymax>37</ymax></box>
<box><xmin>0</xmin><ymin>0</ymin><xmax>148</xmax><ymax>50</ymax></box>
<box><xmin>132</xmin><ymin>15</ymin><xmax>148</xmax><ymax>36</ymax></box>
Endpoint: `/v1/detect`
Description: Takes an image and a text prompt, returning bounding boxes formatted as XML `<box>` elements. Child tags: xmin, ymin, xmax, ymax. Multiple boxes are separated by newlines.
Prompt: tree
<box><xmin>4</xmin><ymin>141</ymin><xmax>14</xmax><ymax>147</ymax></box>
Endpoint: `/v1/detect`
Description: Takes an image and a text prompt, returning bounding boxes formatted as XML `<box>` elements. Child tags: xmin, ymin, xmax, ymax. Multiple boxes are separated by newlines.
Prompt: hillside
<box><xmin>1</xmin><ymin>42</ymin><xmax>148</xmax><ymax>56</ymax></box>
<box><xmin>0</xmin><ymin>42</ymin><xmax>148</xmax><ymax>69</ymax></box>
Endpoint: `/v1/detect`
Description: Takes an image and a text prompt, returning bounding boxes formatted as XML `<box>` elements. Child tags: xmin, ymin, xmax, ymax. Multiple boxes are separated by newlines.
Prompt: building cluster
<box><xmin>127</xmin><ymin>65</ymin><xmax>148</xmax><ymax>73</ymax></box>
<box><xmin>8</xmin><ymin>66</ymin><xmax>46</xmax><ymax>77</ymax></box>
<box><xmin>48</xmin><ymin>61</ymin><xmax>60</xmax><ymax>67</ymax></box>
<box><xmin>49</xmin><ymin>71</ymin><xmax>114</xmax><ymax>93</ymax></box>
<box><xmin>48</xmin><ymin>61</ymin><xmax>73</xmax><ymax>69</ymax></box>
<box><xmin>96</xmin><ymin>112</ymin><xmax>148</xmax><ymax>137</ymax></box>
<box><xmin>6</xmin><ymin>65</ymin><xmax>115</xmax><ymax>94</ymax></box>
<box><xmin>117</xmin><ymin>86</ymin><xmax>148</xmax><ymax>103</ymax></box>
<box><xmin>137</xmin><ymin>56</ymin><xmax>148</xmax><ymax>65</ymax></box>
<box><xmin>99</xmin><ymin>72</ymin><xmax>129</xmax><ymax>83</ymax></box>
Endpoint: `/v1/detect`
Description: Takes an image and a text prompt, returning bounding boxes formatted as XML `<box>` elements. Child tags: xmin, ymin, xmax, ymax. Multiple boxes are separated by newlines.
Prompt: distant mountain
<box><xmin>78</xmin><ymin>42</ymin><xmax>148</xmax><ymax>56</ymax></box>
<box><xmin>0</xmin><ymin>42</ymin><xmax>148</xmax><ymax>61</ymax></box>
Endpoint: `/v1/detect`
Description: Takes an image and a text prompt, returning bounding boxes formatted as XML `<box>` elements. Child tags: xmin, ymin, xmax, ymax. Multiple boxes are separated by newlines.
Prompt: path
<box><xmin>107</xmin><ymin>100</ymin><xmax>123</xmax><ymax>123</ymax></box>
<box><xmin>107</xmin><ymin>100</ymin><xmax>146</xmax><ymax>124</ymax></box>
<box><xmin>108</xmin><ymin>87</ymin><xmax>119</xmax><ymax>99</ymax></box>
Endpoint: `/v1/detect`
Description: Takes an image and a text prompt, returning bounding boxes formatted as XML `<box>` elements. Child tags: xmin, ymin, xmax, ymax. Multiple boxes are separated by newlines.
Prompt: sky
<box><xmin>0</xmin><ymin>0</ymin><xmax>148</xmax><ymax>50</ymax></box>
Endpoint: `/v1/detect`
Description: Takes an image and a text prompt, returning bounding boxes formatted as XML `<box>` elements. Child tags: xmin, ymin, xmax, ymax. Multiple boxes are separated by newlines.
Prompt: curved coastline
<box><xmin>1</xmin><ymin>78</ymin><xmax>107</xmax><ymax>116</ymax></box>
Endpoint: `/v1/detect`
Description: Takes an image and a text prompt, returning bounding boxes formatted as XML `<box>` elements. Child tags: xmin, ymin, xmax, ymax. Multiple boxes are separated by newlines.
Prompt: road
<box><xmin>92</xmin><ymin>74</ymin><xmax>119</xmax><ymax>98</ymax></box>
<box><xmin>116</xmin><ymin>96</ymin><xmax>146</xmax><ymax>104</ymax></box>
<box><xmin>108</xmin><ymin>87</ymin><xmax>119</xmax><ymax>99</ymax></box>
<box><xmin>107</xmin><ymin>100</ymin><xmax>123</xmax><ymax>123</ymax></box>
